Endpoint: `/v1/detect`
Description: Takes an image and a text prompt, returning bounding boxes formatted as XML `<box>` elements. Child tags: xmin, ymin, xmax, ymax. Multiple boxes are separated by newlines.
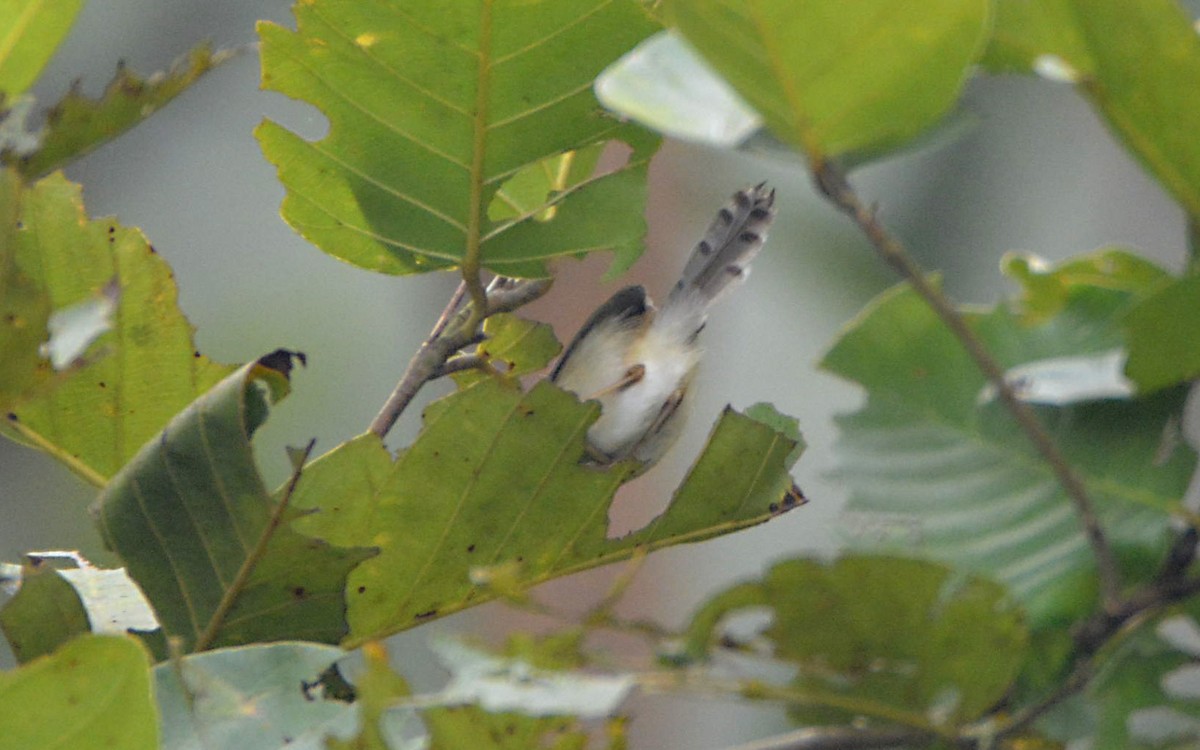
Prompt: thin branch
<box><xmin>725</xmin><ymin>727</ymin><xmax>931</xmax><ymax>750</ymax></box>
<box><xmin>369</xmin><ymin>277</ymin><xmax>553</xmax><ymax>438</ymax></box>
<box><xmin>810</xmin><ymin>159</ymin><xmax>1123</xmax><ymax>613</ymax></box>
<box><xmin>433</xmin><ymin>354</ymin><xmax>492</xmax><ymax>378</ymax></box>
<box><xmin>193</xmin><ymin>438</ymin><xmax>317</xmax><ymax>652</ymax></box>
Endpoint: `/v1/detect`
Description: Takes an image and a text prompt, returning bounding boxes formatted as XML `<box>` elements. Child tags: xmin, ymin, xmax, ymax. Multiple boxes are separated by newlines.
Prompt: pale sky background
<box><xmin>0</xmin><ymin>3</ymin><xmax>1192</xmax><ymax>748</ymax></box>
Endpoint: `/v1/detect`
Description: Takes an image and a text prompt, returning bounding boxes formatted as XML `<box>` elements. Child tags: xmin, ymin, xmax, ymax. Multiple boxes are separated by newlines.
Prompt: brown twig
<box><xmin>810</xmin><ymin>159</ymin><xmax>1123</xmax><ymax>613</ymax></box>
<box><xmin>368</xmin><ymin>277</ymin><xmax>553</xmax><ymax>438</ymax></box>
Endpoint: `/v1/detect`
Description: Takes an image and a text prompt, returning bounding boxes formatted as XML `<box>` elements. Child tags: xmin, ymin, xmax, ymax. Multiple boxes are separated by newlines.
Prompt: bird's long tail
<box><xmin>665</xmin><ymin>183</ymin><xmax>777</xmax><ymax>309</ymax></box>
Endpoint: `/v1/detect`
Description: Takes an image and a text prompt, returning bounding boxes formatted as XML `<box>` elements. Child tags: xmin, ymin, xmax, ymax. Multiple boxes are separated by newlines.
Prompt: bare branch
<box><xmin>810</xmin><ymin>158</ymin><xmax>1123</xmax><ymax>612</ymax></box>
<box><xmin>369</xmin><ymin>277</ymin><xmax>553</xmax><ymax>439</ymax></box>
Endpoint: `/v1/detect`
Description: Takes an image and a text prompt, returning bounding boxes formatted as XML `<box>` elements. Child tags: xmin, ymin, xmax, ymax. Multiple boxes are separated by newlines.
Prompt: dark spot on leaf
<box><xmin>467</xmin><ymin>544</ymin><xmax>475</xmax><ymax>553</ymax></box>
<box><xmin>258</xmin><ymin>348</ymin><xmax>304</xmax><ymax>377</ymax></box>
<box><xmin>98</xmin><ymin>381</ymin><xmax>107</xmax><ymax>388</ymax></box>
<box><xmin>107</xmin><ymin>225</ymin><xmax>116</xmax><ymax>234</ymax></box>
<box><xmin>768</xmin><ymin>503</ymin><xmax>779</xmax><ymax>513</ymax></box>
<box><xmin>292</xmin><ymin>586</ymin><xmax>307</xmax><ymax>599</ymax></box>
<box><xmin>193</xmin><ymin>351</ymin><xmax>201</xmax><ymax>358</ymax></box>
<box><xmin>506</xmin><ymin>724</ymin><xmax>516</xmax><ymax>735</ymax></box>
<box><xmin>3</xmin><ymin>313</ymin><xmax>14</xmax><ymax>323</ymax></box>
<box><xmin>357</xmin><ymin>586</ymin><xmax>366</xmax><ymax>594</ymax></box>
<box><xmin>516</xmin><ymin>556</ymin><xmax>524</xmax><ymax>563</ymax></box>
<box><xmin>6</xmin><ymin>412</ymin><xmax>18</xmax><ymax>422</ymax></box>
<box><xmin>148</xmin><ymin>245</ymin><xmax>157</xmax><ymax>254</ymax></box>
<box><xmin>415</xmin><ymin>609</ymin><xmax>437</xmax><ymax>620</ymax></box>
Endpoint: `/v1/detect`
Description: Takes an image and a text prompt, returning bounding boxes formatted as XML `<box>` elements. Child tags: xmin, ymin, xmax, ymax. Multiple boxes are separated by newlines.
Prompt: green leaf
<box><xmin>665</xmin><ymin>0</ymin><xmax>990</xmax><ymax>158</ymax></box>
<box><xmin>291</xmin><ymin>378</ymin><xmax>802</xmax><ymax>645</ymax></box>
<box><xmin>0</xmin><ymin>0</ymin><xmax>85</xmax><ymax>99</ymax></box>
<box><xmin>595</xmin><ymin>31</ymin><xmax>763</xmax><ymax>148</ymax></box>
<box><xmin>685</xmin><ymin>555</ymin><xmax>1028</xmax><ymax>727</ymax></box>
<box><xmin>0</xmin><ymin>167</ymin><xmax>50</xmax><ymax>410</ymax></box>
<box><xmin>981</xmin><ymin>0</ymin><xmax>1092</xmax><ymax>74</ymax></box>
<box><xmin>1071</xmin><ymin>0</ymin><xmax>1200</xmax><ymax>222</ymax></box>
<box><xmin>92</xmin><ymin>352</ymin><xmax>375</xmax><ymax>652</ymax></box>
<box><xmin>983</xmin><ymin>1</ymin><xmax>1200</xmax><ymax>221</ymax></box>
<box><xmin>1</xmin><ymin>172</ymin><xmax>235</xmax><ymax>485</ymax></box>
<box><xmin>1124</xmin><ymin>272</ymin><xmax>1200</xmax><ymax>393</ymax></box>
<box><xmin>155</xmin><ymin>641</ymin><xmax>354</xmax><ymax>750</ymax></box>
<box><xmin>0</xmin><ymin>634</ymin><xmax>157</xmax><ymax>750</ymax></box>
<box><xmin>824</xmin><ymin>251</ymin><xmax>1197</xmax><ymax>626</ymax></box>
<box><xmin>424</xmin><ymin>705</ymin><xmax>604</xmax><ymax>750</ymax></box>
<box><xmin>487</xmin><ymin>145</ymin><xmax>604</xmax><ymax>222</ymax></box>
<box><xmin>5</xmin><ymin>44</ymin><xmax>237</xmax><ymax>178</ymax></box>
<box><xmin>256</xmin><ymin>0</ymin><xmax>660</xmax><ymax>278</ymax></box>
<box><xmin>325</xmin><ymin>642</ymin><xmax>415</xmax><ymax>750</ymax></box>
<box><xmin>451</xmin><ymin>312</ymin><xmax>561</xmax><ymax>388</ymax></box>
<box><xmin>0</xmin><ymin>561</ymin><xmax>90</xmax><ymax>663</ymax></box>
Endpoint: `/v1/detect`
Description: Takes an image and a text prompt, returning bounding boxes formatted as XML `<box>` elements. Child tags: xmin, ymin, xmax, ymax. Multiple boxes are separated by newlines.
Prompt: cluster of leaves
<box><xmin>3</xmin><ymin>1</ymin><xmax>1200</xmax><ymax>749</ymax></box>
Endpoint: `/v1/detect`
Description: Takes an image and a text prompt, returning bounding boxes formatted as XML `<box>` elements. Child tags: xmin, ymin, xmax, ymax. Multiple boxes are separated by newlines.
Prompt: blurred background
<box><xmin>0</xmin><ymin>2</ymin><xmax>1192</xmax><ymax>747</ymax></box>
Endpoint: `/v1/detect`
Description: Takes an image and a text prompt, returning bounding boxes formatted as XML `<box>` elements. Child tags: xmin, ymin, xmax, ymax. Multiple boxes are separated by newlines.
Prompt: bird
<box><xmin>551</xmin><ymin>183</ymin><xmax>777</xmax><ymax>468</ymax></box>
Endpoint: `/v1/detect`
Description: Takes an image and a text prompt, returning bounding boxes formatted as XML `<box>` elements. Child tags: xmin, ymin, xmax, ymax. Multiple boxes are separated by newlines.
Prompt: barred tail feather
<box><xmin>666</xmin><ymin>183</ymin><xmax>776</xmax><ymax>308</ymax></box>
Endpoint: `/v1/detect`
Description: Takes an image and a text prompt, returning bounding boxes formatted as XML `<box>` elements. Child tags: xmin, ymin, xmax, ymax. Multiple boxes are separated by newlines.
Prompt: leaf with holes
<box><xmin>825</xmin><ymin>250</ymin><xmax>1196</xmax><ymax>627</ymax></box>
<box><xmin>6</xmin><ymin>43</ymin><xmax>238</xmax><ymax>178</ymax></box>
<box><xmin>257</xmin><ymin>0</ymin><xmax>660</xmax><ymax>278</ymax></box>
<box><xmin>91</xmin><ymin>352</ymin><xmax>375</xmax><ymax>652</ymax></box>
<box><xmin>155</xmin><ymin>641</ymin><xmax>354</xmax><ymax>749</ymax></box>
<box><xmin>0</xmin><ymin>173</ymin><xmax>235</xmax><ymax>486</ymax></box>
<box><xmin>290</xmin><ymin>380</ymin><xmax>803</xmax><ymax>644</ymax></box>
<box><xmin>665</xmin><ymin>0</ymin><xmax>990</xmax><ymax>159</ymax></box>
<box><xmin>685</xmin><ymin>556</ymin><xmax>1028</xmax><ymax>727</ymax></box>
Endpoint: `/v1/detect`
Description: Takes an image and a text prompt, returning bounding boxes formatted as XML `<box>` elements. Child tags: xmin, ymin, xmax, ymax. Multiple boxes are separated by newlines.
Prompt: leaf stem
<box><xmin>461</xmin><ymin>0</ymin><xmax>495</xmax><ymax>327</ymax></box>
<box><xmin>810</xmin><ymin>158</ymin><xmax>1123</xmax><ymax>613</ymax></box>
<box><xmin>192</xmin><ymin>438</ymin><xmax>316</xmax><ymax>652</ymax></box>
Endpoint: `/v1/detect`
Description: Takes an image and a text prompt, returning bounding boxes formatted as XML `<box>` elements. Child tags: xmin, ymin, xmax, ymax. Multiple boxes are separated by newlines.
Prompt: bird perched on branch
<box><xmin>552</xmin><ymin>183</ymin><xmax>777</xmax><ymax>468</ymax></box>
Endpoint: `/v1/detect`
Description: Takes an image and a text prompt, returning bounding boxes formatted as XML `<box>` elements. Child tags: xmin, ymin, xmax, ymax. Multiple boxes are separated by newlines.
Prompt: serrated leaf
<box><xmin>686</xmin><ymin>555</ymin><xmax>1027</xmax><ymax>726</ymax></box>
<box><xmin>1</xmin><ymin>172</ymin><xmax>235</xmax><ymax>485</ymax></box>
<box><xmin>0</xmin><ymin>167</ymin><xmax>50</xmax><ymax>410</ymax></box>
<box><xmin>6</xmin><ymin>43</ymin><xmax>236</xmax><ymax>178</ymax></box>
<box><xmin>0</xmin><ymin>635</ymin><xmax>157</xmax><ymax>750</ymax></box>
<box><xmin>451</xmin><ymin>312</ymin><xmax>561</xmax><ymax>389</ymax></box>
<box><xmin>0</xmin><ymin>561</ymin><xmax>90</xmax><ymax>663</ymax></box>
<box><xmin>665</xmin><ymin>0</ymin><xmax>990</xmax><ymax>159</ymax></box>
<box><xmin>825</xmin><ymin>252</ymin><xmax>1197</xmax><ymax>626</ymax></box>
<box><xmin>0</xmin><ymin>0</ymin><xmax>85</xmax><ymax>99</ymax></box>
<box><xmin>92</xmin><ymin>352</ymin><xmax>375</xmax><ymax>652</ymax></box>
<box><xmin>291</xmin><ymin>378</ymin><xmax>802</xmax><ymax>644</ymax></box>
<box><xmin>1124</xmin><ymin>272</ymin><xmax>1200</xmax><ymax>393</ymax></box>
<box><xmin>256</xmin><ymin>0</ymin><xmax>660</xmax><ymax>278</ymax></box>
<box><xmin>155</xmin><ymin>641</ymin><xmax>355</xmax><ymax>750</ymax></box>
